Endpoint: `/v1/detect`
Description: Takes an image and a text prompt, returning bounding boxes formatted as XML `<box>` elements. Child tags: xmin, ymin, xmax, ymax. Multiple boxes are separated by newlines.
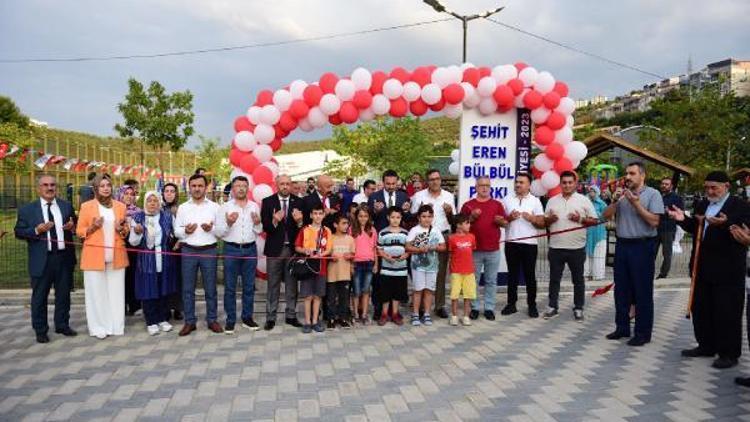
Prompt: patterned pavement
<box><xmin>1</xmin><ymin>289</ymin><xmax>750</xmax><ymax>421</ymax></box>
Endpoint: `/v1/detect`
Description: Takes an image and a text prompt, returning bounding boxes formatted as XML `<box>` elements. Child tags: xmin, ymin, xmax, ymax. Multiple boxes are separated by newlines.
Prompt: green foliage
<box><xmin>0</xmin><ymin>122</ymin><xmax>35</xmax><ymax>171</ymax></box>
<box><xmin>114</xmin><ymin>78</ymin><xmax>195</xmax><ymax>152</ymax></box>
<box><xmin>0</xmin><ymin>96</ymin><xmax>30</xmax><ymax>128</ymax></box>
<box><xmin>277</xmin><ymin>139</ymin><xmax>333</xmax><ymax>155</ymax></box>
<box><xmin>194</xmin><ymin>135</ymin><xmax>230</xmax><ymax>181</ymax></box>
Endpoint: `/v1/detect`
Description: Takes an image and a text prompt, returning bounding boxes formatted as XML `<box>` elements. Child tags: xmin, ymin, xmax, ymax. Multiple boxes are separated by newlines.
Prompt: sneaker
<box><xmin>378</xmin><ymin>314</ymin><xmax>389</xmax><ymax>326</ymax></box>
<box><xmin>327</xmin><ymin>320</ymin><xmax>336</xmax><ymax>330</ymax></box>
<box><xmin>302</xmin><ymin>324</ymin><xmax>312</xmax><ymax>334</ymax></box>
<box><xmin>242</xmin><ymin>318</ymin><xmax>260</xmax><ymax>331</ymax></box>
<box><xmin>339</xmin><ymin>319</ymin><xmax>352</xmax><ymax>329</ymax></box>
<box><xmin>392</xmin><ymin>313</ymin><xmax>404</xmax><ymax>326</ymax></box>
<box><xmin>500</xmin><ymin>304</ymin><xmax>517</xmax><ymax>315</ymax></box>
<box><xmin>422</xmin><ymin>314</ymin><xmax>433</xmax><ymax>326</ymax></box>
<box><xmin>543</xmin><ymin>307</ymin><xmax>559</xmax><ymax>319</ymax></box>
<box><xmin>469</xmin><ymin>309</ymin><xmax>480</xmax><ymax>320</ymax></box>
<box><xmin>435</xmin><ymin>308</ymin><xmax>450</xmax><ymax>319</ymax></box>
<box><xmin>411</xmin><ymin>314</ymin><xmax>422</xmax><ymax>326</ymax></box>
<box><xmin>450</xmin><ymin>315</ymin><xmax>459</xmax><ymax>326</ymax></box>
<box><xmin>147</xmin><ymin>324</ymin><xmax>160</xmax><ymax>336</ymax></box>
<box><xmin>225</xmin><ymin>323</ymin><xmax>235</xmax><ymax>334</ymax></box>
<box><xmin>158</xmin><ymin>321</ymin><xmax>173</xmax><ymax>332</ymax></box>
<box><xmin>361</xmin><ymin>317</ymin><xmax>371</xmax><ymax>326</ymax></box>
<box><xmin>461</xmin><ymin>316</ymin><xmax>472</xmax><ymax>326</ymax></box>
<box><xmin>483</xmin><ymin>310</ymin><xmax>496</xmax><ymax>321</ymax></box>
<box><xmin>573</xmin><ymin>309</ymin><xmax>584</xmax><ymax>321</ymax></box>
<box><xmin>313</xmin><ymin>321</ymin><xmax>326</xmax><ymax>333</ymax></box>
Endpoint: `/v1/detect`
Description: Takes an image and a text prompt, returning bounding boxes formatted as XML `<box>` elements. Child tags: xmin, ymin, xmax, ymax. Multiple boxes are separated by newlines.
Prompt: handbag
<box><xmin>289</xmin><ymin>225</ymin><xmax>324</xmax><ymax>279</ymax></box>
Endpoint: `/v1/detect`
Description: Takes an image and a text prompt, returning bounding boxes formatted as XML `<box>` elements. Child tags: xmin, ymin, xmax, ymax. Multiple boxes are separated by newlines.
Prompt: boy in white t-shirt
<box><xmin>406</xmin><ymin>204</ymin><xmax>446</xmax><ymax>327</ymax></box>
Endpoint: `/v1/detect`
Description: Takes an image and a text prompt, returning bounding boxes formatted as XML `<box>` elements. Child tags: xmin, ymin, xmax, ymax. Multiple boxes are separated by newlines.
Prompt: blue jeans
<box><xmin>223</xmin><ymin>243</ymin><xmax>258</xmax><ymax>325</ymax></box>
<box><xmin>614</xmin><ymin>238</ymin><xmax>656</xmax><ymax>339</ymax></box>
<box><xmin>472</xmin><ymin>250</ymin><xmax>501</xmax><ymax>312</ymax></box>
<box><xmin>181</xmin><ymin>245</ymin><xmax>218</xmax><ymax>325</ymax></box>
<box><xmin>353</xmin><ymin>261</ymin><xmax>374</xmax><ymax>296</ymax></box>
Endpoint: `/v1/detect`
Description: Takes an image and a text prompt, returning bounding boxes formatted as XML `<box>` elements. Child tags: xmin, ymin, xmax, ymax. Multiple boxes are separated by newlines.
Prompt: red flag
<box><xmin>591</xmin><ymin>282</ymin><xmax>614</xmax><ymax>297</ymax></box>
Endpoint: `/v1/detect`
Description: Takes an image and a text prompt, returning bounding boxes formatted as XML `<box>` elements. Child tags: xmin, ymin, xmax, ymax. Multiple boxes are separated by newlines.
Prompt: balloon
<box><xmin>450</xmin><ymin>149</ymin><xmax>460</xmax><ymax>162</ymax></box>
<box><xmin>534</xmin><ymin>71</ymin><xmax>556</xmax><ymax>94</ymax></box>
<box><xmin>492</xmin><ymin>64</ymin><xmax>517</xmax><ymax>84</ymax></box>
<box><xmin>262</xmin><ymin>161</ymin><xmax>279</xmax><ymax>176</ymax></box>
<box><xmin>339</xmin><ymin>101</ymin><xmax>359</xmax><ymax>123</ymax></box>
<box><xmin>269</xmin><ymin>137</ymin><xmax>283</xmax><ymax>152</ymax></box>
<box><xmin>531</xmin><ymin>107</ymin><xmax>552</xmax><ymax>124</ymax></box>
<box><xmin>446</xmin><ymin>65</ymin><xmax>462</xmax><ymax>84</ymax></box>
<box><xmin>246</xmin><ymin>106</ymin><xmax>262</xmax><ymax>124</ymax></box>
<box><xmin>328</xmin><ymin>114</ymin><xmax>342</xmax><ymax>125</ymax></box>
<box><xmin>289</xmin><ymin>99</ymin><xmax>310</xmax><ymax>119</ymax></box>
<box><xmin>252</xmin><ymin>144</ymin><xmax>273</xmax><ymax>162</ymax></box>
<box><xmin>229</xmin><ymin>167</ymin><xmax>252</xmax><ymax>182</ymax></box>
<box><xmin>514</xmin><ymin>62</ymin><xmax>528</xmax><ymax>72</ymax></box>
<box><xmin>234</xmin><ymin>131</ymin><xmax>256</xmax><ymax>152</ymax></box>
<box><xmin>462</xmin><ymin>67</ymin><xmax>480</xmax><ymax>86</ymax></box>
<box><xmin>272</xmin><ymin>89</ymin><xmax>293</xmax><ymax>112</ymax></box>
<box><xmin>319</xmin><ymin>72</ymin><xmax>339</xmax><ymax>94</ymax></box>
<box><xmin>554</xmin><ymin>127</ymin><xmax>574</xmax><ymax>145</ymax></box>
<box><xmin>389</xmin><ymin>98</ymin><xmax>408</xmax><ymax>117</ymax></box>
<box><xmin>478</xmin><ymin>97</ymin><xmax>497</xmax><ymax>115</ymax></box>
<box><xmin>410</xmin><ymin>67</ymin><xmax>432</xmax><ymax>86</ymax></box>
<box><xmin>335</xmin><ymin>79</ymin><xmax>355</xmax><ymax>101</ymax></box>
<box><xmin>545</xmin><ymin>142</ymin><xmax>564</xmax><ymax>160</ymax></box>
<box><xmin>448</xmin><ymin>161</ymin><xmax>459</xmax><ymax>176</ymax></box>
<box><xmin>421</xmin><ymin>83</ymin><xmax>442</xmax><ymax>105</ymax></box>
<box><xmin>518</xmin><ymin>66</ymin><xmax>539</xmax><ymax>87</ymax></box>
<box><xmin>530</xmin><ymin>179</ymin><xmax>547</xmax><ymax>197</ymax></box>
<box><xmin>289</xmin><ymin>80</ymin><xmax>308</xmax><ymax>99</ymax></box>
<box><xmin>443</xmin><ymin>83</ymin><xmax>464</xmax><ymax>105</ymax></box>
<box><xmin>566</xmin><ymin>115</ymin><xmax>575</xmax><ymax>128</ymax></box>
<box><xmin>547</xmin><ymin>185</ymin><xmax>562</xmax><ymax>197</ymax></box>
<box><xmin>565</xmin><ymin>141</ymin><xmax>588</xmax><ymax>162</ymax></box>
<box><xmin>254</xmin><ymin>124</ymin><xmax>275</xmax><ymax>144</ymax></box>
<box><xmin>534</xmin><ymin>153</ymin><xmax>554</xmax><ymax>172</ymax></box>
<box><xmin>531</xmin><ymin>166</ymin><xmax>543</xmax><ymax>179</ymax></box>
<box><xmin>319</xmin><ymin>94</ymin><xmax>341</xmax><ymax>116</ymax></box>
<box><xmin>461</xmin><ymin>82</ymin><xmax>480</xmax><ymax>108</ymax></box>
<box><xmin>556</xmin><ymin>97</ymin><xmax>576</xmax><ymax>115</ymax></box>
<box><xmin>303</xmin><ymin>85</ymin><xmax>323</xmax><ymax>107</ymax></box>
<box><xmin>428</xmin><ymin>97</ymin><xmax>445</xmax><ymax>112</ymax></box>
<box><xmin>534</xmin><ymin>125</ymin><xmax>554</xmax><ymax>146</ymax></box>
<box><xmin>507</xmin><ymin>78</ymin><xmax>524</xmax><ymax>96</ymax></box>
<box><xmin>553</xmin><ymin>81</ymin><xmax>569</xmax><ymax>97</ymax></box>
<box><xmin>351</xmin><ymin>67</ymin><xmax>372</xmax><ymax>90</ymax></box>
<box><xmin>445</xmin><ymin>104</ymin><xmax>462</xmax><ymax>119</ymax></box>
<box><xmin>229</xmin><ymin>148</ymin><xmax>246</xmax><ymax>167</ymax></box>
<box><xmin>274</xmin><ymin>124</ymin><xmax>288</xmax><ymax>139</ymax></box>
<box><xmin>278</xmin><ymin>112</ymin><xmax>298</xmax><ymax>132</ymax></box>
<box><xmin>252</xmin><ymin>184</ymin><xmax>274</xmax><ymax>203</ymax></box>
<box><xmin>478</xmin><ymin>66</ymin><xmax>492</xmax><ymax>78</ymax></box>
<box><xmin>431</xmin><ymin>67</ymin><xmax>451</xmax><ymax>88</ymax></box>
<box><xmin>307</xmin><ymin>106</ymin><xmax>327</xmax><ymax>128</ymax></box>
<box><xmin>553</xmin><ymin>157</ymin><xmax>574</xmax><ymax>173</ymax></box>
<box><xmin>370</xmin><ymin>71</ymin><xmax>388</xmax><ymax>95</ymax></box>
<box><xmin>522</xmin><ymin>90</ymin><xmax>543</xmax><ymax>109</ymax></box>
<box><xmin>240</xmin><ymin>153</ymin><xmax>260</xmax><ymax>174</ymax></box>
<box><xmin>402</xmin><ymin>81</ymin><xmax>421</xmax><ymax>102</ymax></box>
<box><xmin>297</xmin><ymin>117</ymin><xmax>313</xmax><ymax>132</ymax></box>
<box><xmin>389</xmin><ymin>67</ymin><xmax>410</xmax><ymax>83</ymax></box>
<box><xmin>252</xmin><ymin>161</ymin><xmax>274</xmax><ymax>183</ymax></box>
<box><xmin>382</xmin><ymin>78</ymin><xmax>404</xmax><ymax>99</ymax></box>
<box><xmin>546</xmin><ymin>112</ymin><xmax>566</xmax><ymax>130</ymax></box>
<box><xmin>543</xmin><ymin>92</ymin><xmax>561</xmax><ymax>110</ymax></box>
<box><xmin>409</xmin><ymin>99</ymin><xmax>429</xmax><ymax>116</ymax></box>
<box><xmin>371</xmin><ymin>94</ymin><xmax>390</xmax><ymax>115</ymax></box>
<box><xmin>260</xmin><ymin>105</ymin><xmax>281</xmax><ymax>126</ymax></box>
<box><xmin>256</xmin><ymin>90</ymin><xmax>274</xmax><ymax>106</ymax></box>
<box><xmin>477</xmin><ymin>76</ymin><xmax>497</xmax><ymax>97</ymax></box>
<box><xmin>234</xmin><ymin>116</ymin><xmax>253</xmax><ymax>133</ymax></box>
<box><xmin>352</xmin><ymin>90</ymin><xmax>373</xmax><ymax>109</ymax></box>
<box><xmin>492</xmin><ymin>85</ymin><xmax>514</xmax><ymax>107</ymax></box>
<box><xmin>541</xmin><ymin>170</ymin><xmax>561</xmax><ymax>190</ymax></box>
<box><xmin>360</xmin><ymin>107</ymin><xmax>375</xmax><ymax>121</ymax></box>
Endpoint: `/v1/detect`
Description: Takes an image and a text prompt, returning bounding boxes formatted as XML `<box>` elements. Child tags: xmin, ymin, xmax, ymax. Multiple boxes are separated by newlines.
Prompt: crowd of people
<box><xmin>13</xmin><ymin>163</ymin><xmax>750</xmax><ymax>385</ymax></box>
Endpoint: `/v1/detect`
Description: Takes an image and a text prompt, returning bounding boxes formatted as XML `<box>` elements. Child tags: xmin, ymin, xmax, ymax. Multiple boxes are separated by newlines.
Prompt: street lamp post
<box><xmin>422</xmin><ymin>0</ymin><xmax>505</xmax><ymax>63</ymax></box>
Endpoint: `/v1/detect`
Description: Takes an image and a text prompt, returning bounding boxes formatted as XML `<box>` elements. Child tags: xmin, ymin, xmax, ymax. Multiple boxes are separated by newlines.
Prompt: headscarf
<box><xmin>586</xmin><ymin>185</ymin><xmax>607</xmax><ymax>255</ymax></box>
<box><xmin>91</xmin><ymin>174</ymin><xmax>113</xmax><ymax>208</ymax></box>
<box><xmin>116</xmin><ymin>185</ymin><xmax>141</xmax><ymax>218</ymax></box>
<box><xmin>162</xmin><ymin>182</ymin><xmax>179</xmax><ymax>215</ymax></box>
<box><xmin>143</xmin><ymin>191</ymin><xmax>162</xmax><ymax>216</ymax></box>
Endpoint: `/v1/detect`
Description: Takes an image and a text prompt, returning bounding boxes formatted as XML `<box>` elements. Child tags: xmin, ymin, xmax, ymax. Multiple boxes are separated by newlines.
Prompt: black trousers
<box><xmin>143</xmin><ymin>296</ymin><xmax>169</xmax><ymax>326</ymax></box>
<box><xmin>548</xmin><ymin>247</ymin><xmax>586</xmax><ymax>310</ymax></box>
<box><xmin>30</xmin><ymin>252</ymin><xmax>72</xmax><ymax>334</ymax></box>
<box><xmin>125</xmin><ymin>251</ymin><xmax>141</xmax><ymax>313</ymax></box>
<box><xmin>326</xmin><ymin>280</ymin><xmax>351</xmax><ymax>320</ymax></box>
<box><xmin>168</xmin><ymin>255</ymin><xmax>183</xmax><ymax>313</ymax></box>
<box><xmin>505</xmin><ymin>242</ymin><xmax>538</xmax><ymax>307</ymax></box>
<box><xmin>692</xmin><ymin>278</ymin><xmax>744</xmax><ymax>359</ymax></box>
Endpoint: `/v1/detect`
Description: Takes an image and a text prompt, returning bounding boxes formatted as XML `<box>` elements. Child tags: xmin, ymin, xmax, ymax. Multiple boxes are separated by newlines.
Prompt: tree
<box><xmin>0</xmin><ymin>96</ymin><xmax>30</xmax><ymax>128</ymax></box>
<box><xmin>326</xmin><ymin>117</ymin><xmax>434</xmax><ymax>178</ymax></box>
<box><xmin>194</xmin><ymin>135</ymin><xmax>230</xmax><ymax>182</ymax></box>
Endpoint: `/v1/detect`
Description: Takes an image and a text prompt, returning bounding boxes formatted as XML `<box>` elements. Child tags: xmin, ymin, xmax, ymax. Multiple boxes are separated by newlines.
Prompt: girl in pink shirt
<box><xmin>350</xmin><ymin>205</ymin><xmax>378</xmax><ymax>324</ymax></box>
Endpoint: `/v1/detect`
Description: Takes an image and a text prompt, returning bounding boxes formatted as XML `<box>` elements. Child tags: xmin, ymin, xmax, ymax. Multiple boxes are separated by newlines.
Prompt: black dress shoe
<box><xmin>735</xmin><ymin>376</ymin><xmax>750</xmax><ymax>387</ymax></box>
<box><xmin>656</xmin><ymin>274</ymin><xmax>667</xmax><ymax>279</ymax></box>
<box><xmin>285</xmin><ymin>318</ymin><xmax>303</xmax><ymax>328</ymax></box>
<box><xmin>483</xmin><ymin>310</ymin><xmax>496</xmax><ymax>321</ymax></box>
<box><xmin>36</xmin><ymin>333</ymin><xmax>50</xmax><ymax>343</ymax></box>
<box><xmin>500</xmin><ymin>304</ymin><xmax>517</xmax><ymax>315</ymax></box>
<box><xmin>627</xmin><ymin>337</ymin><xmax>650</xmax><ymax>347</ymax></box>
<box><xmin>606</xmin><ymin>331</ymin><xmax>630</xmax><ymax>340</ymax></box>
<box><xmin>712</xmin><ymin>357</ymin><xmax>738</xmax><ymax>369</ymax></box>
<box><xmin>528</xmin><ymin>306</ymin><xmax>539</xmax><ymax>318</ymax></box>
<box><xmin>681</xmin><ymin>347</ymin><xmax>715</xmax><ymax>358</ymax></box>
<box><xmin>55</xmin><ymin>327</ymin><xmax>78</xmax><ymax>337</ymax></box>
<box><xmin>173</xmin><ymin>310</ymin><xmax>183</xmax><ymax>321</ymax></box>
<box><xmin>264</xmin><ymin>320</ymin><xmax>276</xmax><ymax>331</ymax></box>
<box><xmin>469</xmin><ymin>310</ymin><xmax>480</xmax><ymax>320</ymax></box>
<box><xmin>435</xmin><ymin>309</ymin><xmax>450</xmax><ymax>319</ymax></box>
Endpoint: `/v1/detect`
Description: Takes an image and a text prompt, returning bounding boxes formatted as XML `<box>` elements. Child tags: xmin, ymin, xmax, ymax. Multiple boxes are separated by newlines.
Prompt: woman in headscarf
<box><xmin>76</xmin><ymin>174</ymin><xmax>130</xmax><ymax>339</ymax></box>
<box><xmin>584</xmin><ymin>185</ymin><xmax>607</xmax><ymax>280</ymax></box>
<box><xmin>116</xmin><ymin>184</ymin><xmax>142</xmax><ymax>316</ymax></box>
<box><xmin>129</xmin><ymin>191</ymin><xmax>177</xmax><ymax>335</ymax></box>
<box><xmin>162</xmin><ymin>183</ymin><xmax>183</xmax><ymax>320</ymax></box>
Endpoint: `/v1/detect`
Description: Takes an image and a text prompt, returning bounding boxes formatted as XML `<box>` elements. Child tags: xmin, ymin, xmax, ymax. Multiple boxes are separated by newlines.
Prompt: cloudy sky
<box><xmin>1</xmin><ymin>0</ymin><xmax>748</xmax><ymax>148</ymax></box>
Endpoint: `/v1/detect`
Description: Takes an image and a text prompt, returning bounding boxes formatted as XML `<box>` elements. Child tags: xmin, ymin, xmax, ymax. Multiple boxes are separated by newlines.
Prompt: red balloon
<box><xmin>545</xmin><ymin>142</ymin><xmax>564</xmax><ymax>160</ymax></box>
<box><xmin>523</xmin><ymin>90</ymin><xmax>544</xmax><ymax>109</ymax></box>
<box><xmin>269</xmin><ymin>138</ymin><xmax>283</xmax><ymax>152</ymax></box>
<box><xmin>514</xmin><ymin>62</ymin><xmax>528</xmax><ymax>72</ymax></box>
<box><xmin>547</xmin><ymin>185</ymin><xmax>562</xmax><ymax>197</ymax></box>
<box><xmin>429</xmin><ymin>97</ymin><xmax>445</xmax><ymax>112</ymax></box>
<box><xmin>328</xmin><ymin>113</ymin><xmax>342</xmax><ymax>125</ymax></box>
<box><xmin>370</xmin><ymin>71</ymin><xmax>387</xmax><ymax>95</ymax></box>
<box><xmin>497</xmin><ymin>104</ymin><xmax>513</xmax><ymax>114</ymax></box>
<box><xmin>303</xmin><ymin>85</ymin><xmax>323</xmax><ymax>107</ymax></box>
<box><xmin>553</xmin><ymin>157</ymin><xmax>574</xmax><ymax>173</ymax></box>
<box><xmin>410</xmin><ymin>67</ymin><xmax>432</xmax><ymax>87</ymax></box>
<box><xmin>352</xmin><ymin>90</ymin><xmax>373</xmax><ymax>109</ymax></box>
<box><xmin>234</xmin><ymin>116</ymin><xmax>254</xmax><ymax>132</ymax></box>
<box><xmin>462</xmin><ymin>68</ymin><xmax>480</xmax><ymax>86</ymax></box>
<box><xmin>256</xmin><ymin>90</ymin><xmax>274</xmax><ymax>106</ymax></box>
<box><xmin>239</xmin><ymin>154</ymin><xmax>260</xmax><ymax>174</ymax></box>
<box><xmin>339</xmin><ymin>101</ymin><xmax>359</xmax><ymax>123</ymax></box>
<box><xmin>553</xmin><ymin>81</ymin><xmax>569</xmax><ymax>98</ymax></box>
<box><xmin>289</xmin><ymin>100</ymin><xmax>309</xmax><ymax>119</ymax></box>
<box><xmin>278</xmin><ymin>112</ymin><xmax>298</xmax><ymax>132</ymax></box>
<box><xmin>534</xmin><ymin>126</ymin><xmax>554</xmax><ymax>146</ymax></box>
<box><xmin>443</xmin><ymin>83</ymin><xmax>465</xmax><ymax>105</ymax></box>
<box><xmin>507</xmin><ymin>78</ymin><xmax>524</xmax><ymax>96</ymax></box>
<box><xmin>389</xmin><ymin>67</ymin><xmax>410</xmax><ymax>83</ymax></box>
<box><xmin>531</xmin><ymin>166</ymin><xmax>543</xmax><ymax>179</ymax></box>
<box><xmin>389</xmin><ymin>98</ymin><xmax>408</xmax><ymax>117</ymax></box>
<box><xmin>253</xmin><ymin>165</ymin><xmax>274</xmax><ymax>186</ymax></box>
<box><xmin>492</xmin><ymin>85</ymin><xmax>514</xmax><ymax>107</ymax></box>
<box><xmin>409</xmin><ymin>99</ymin><xmax>428</xmax><ymax>116</ymax></box>
<box><xmin>274</xmin><ymin>125</ymin><xmax>288</xmax><ymax>139</ymax></box>
<box><xmin>546</xmin><ymin>112</ymin><xmax>566</xmax><ymax>130</ymax></box>
<box><xmin>543</xmin><ymin>92</ymin><xmax>561</xmax><ymax>110</ymax></box>
<box><xmin>319</xmin><ymin>72</ymin><xmax>339</xmax><ymax>94</ymax></box>
<box><xmin>229</xmin><ymin>148</ymin><xmax>246</xmax><ymax>167</ymax></box>
<box><xmin>478</xmin><ymin>67</ymin><xmax>492</xmax><ymax>78</ymax></box>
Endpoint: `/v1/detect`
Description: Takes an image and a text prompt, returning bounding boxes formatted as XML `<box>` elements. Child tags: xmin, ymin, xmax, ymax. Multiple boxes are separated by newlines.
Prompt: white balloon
<box><xmin>492</xmin><ymin>64</ymin><xmax>517</xmax><ymax>84</ymax></box>
<box><xmin>514</xmin><ymin>90</ymin><xmax>527</xmax><ymax>108</ymax></box>
<box><xmin>478</xmin><ymin>97</ymin><xmax>497</xmax><ymax>115</ymax></box>
<box><xmin>335</xmin><ymin>79</ymin><xmax>355</xmax><ymax>101</ymax></box>
<box><xmin>351</xmin><ymin>67</ymin><xmax>372</xmax><ymax>90</ymax></box>
<box><xmin>541</xmin><ymin>170</ymin><xmax>561</xmax><ymax>190</ymax></box>
<box><xmin>566</xmin><ymin>115</ymin><xmax>575</xmax><ymax>127</ymax></box>
<box><xmin>371</xmin><ymin>94</ymin><xmax>390</xmax><ymax>115</ymax></box>
<box><xmin>518</xmin><ymin>66</ymin><xmax>539</xmax><ymax>87</ymax></box>
<box><xmin>262</xmin><ymin>161</ymin><xmax>279</xmax><ymax>176</ymax></box>
<box><xmin>382</xmin><ymin>78</ymin><xmax>404</xmax><ymax>100</ymax></box>
<box><xmin>533</xmin><ymin>71</ymin><xmax>556</xmax><ymax>94</ymax></box>
<box><xmin>360</xmin><ymin>108</ymin><xmax>375</xmax><ymax>121</ymax></box>
<box><xmin>450</xmin><ymin>149</ymin><xmax>460</xmax><ymax>162</ymax></box>
<box><xmin>531</xmin><ymin>107</ymin><xmax>552</xmax><ymax>124</ymax></box>
<box><xmin>530</xmin><ymin>179</ymin><xmax>547</xmax><ymax>197</ymax></box>
<box><xmin>556</xmin><ymin>97</ymin><xmax>576</xmax><ymax>115</ymax></box>
<box><xmin>260</xmin><ymin>105</ymin><xmax>281</xmax><ymax>126</ymax></box>
<box><xmin>477</xmin><ymin>76</ymin><xmax>497</xmax><ymax>97</ymax></box>
<box><xmin>565</xmin><ymin>141</ymin><xmax>588</xmax><ymax>162</ymax></box>
<box><xmin>230</xmin><ymin>167</ymin><xmax>252</xmax><ymax>182</ymax></box>
<box><xmin>252</xmin><ymin>184</ymin><xmax>274</xmax><ymax>203</ymax></box>
<box><xmin>289</xmin><ymin>80</ymin><xmax>308</xmax><ymax>99</ymax></box>
<box><xmin>444</xmin><ymin>103</ymin><xmax>462</xmax><ymax>119</ymax></box>
<box><xmin>431</xmin><ymin>67</ymin><xmax>451</xmax><ymax>88</ymax></box>
<box><xmin>234</xmin><ymin>131</ymin><xmax>256</xmax><ymax>152</ymax></box>
<box><xmin>461</xmin><ymin>82</ymin><xmax>480</xmax><ymax>108</ymax></box>
<box><xmin>447</xmin><ymin>65</ymin><xmax>463</xmax><ymax>84</ymax></box>
<box><xmin>554</xmin><ymin>127</ymin><xmax>574</xmax><ymax>145</ymax></box>
<box><xmin>534</xmin><ymin>153</ymin><xmax>554</xmax><ymax>172</ymax></box>
<box><xmin>459</xmin><ymin>62</ymin><xmax>475</xmax><ymax>71</ymax></box>
<box><xmin>252</xmin><ymin>144</ymin><xmax>273</xmax><ymax>162</ymax></box>
<box><xmin>272</xmin><ymin>89</ymin><xmax>292</xmax><ymax>112</ymax></box>
<box><xmin>297</xmin><ymin>118</ymin><xmax>313</xmax><ymax>132</ymax></box>
<box><xmin>307</xmin><ymin>106</ymin><xmax>327</xmax><ymax>128</ymax></box>
<box><xmin>421</xmin><ymin>83</ymin><xmax>442</xmax><ymax>105</ymax></box>
<box><xmin>246</xmin><ymin>106</ymin><xmax>262</xmax><ymax>125</ymax></box>
<box><xmin>402</xmin><ymin>82</ymin><xmax>421</xmax><ymax>102</ymax></box>
<box><xmin>319</xmin><ymin>94</ymin><xmax>341</xmax><ymax>116</ymax></box>
<box><xmin>448</xmin><ymin>161</ymin><xmax>459</xmax><ymax>176</ymax></box>
<box><xmin>254</xmin><ymin>124</ymin><xmax>275</xmax><ymax>144</ymax></box>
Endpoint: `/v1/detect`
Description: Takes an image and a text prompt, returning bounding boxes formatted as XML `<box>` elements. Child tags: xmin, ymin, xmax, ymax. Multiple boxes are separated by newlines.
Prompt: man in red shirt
<box><xmin>460</xmin><ymin>176</ymin><xmax>507</xmax><ymax>320</ymax></box>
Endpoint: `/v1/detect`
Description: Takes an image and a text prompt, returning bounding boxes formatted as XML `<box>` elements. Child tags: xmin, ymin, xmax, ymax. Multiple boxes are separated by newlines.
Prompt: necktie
<box><xmin>46</xmin><ymin>203</ymin><xmax>58</xmax><ymax>251</ymax></box>
<box><xmin>388</xmin><ymin>192</ymin><xmax>394</xmax><ymax>208</ymax></box>
<box><xmin>282</xmin><ymin>198</ymin><xmax>289</xmax><ymax>243</ymax></box>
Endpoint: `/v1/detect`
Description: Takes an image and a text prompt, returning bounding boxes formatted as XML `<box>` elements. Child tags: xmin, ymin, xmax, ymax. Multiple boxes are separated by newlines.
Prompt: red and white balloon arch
<box><xmin>228</xmin><ymin>62</ymin><xmax>587</xmax><ymax>202</ymax></box>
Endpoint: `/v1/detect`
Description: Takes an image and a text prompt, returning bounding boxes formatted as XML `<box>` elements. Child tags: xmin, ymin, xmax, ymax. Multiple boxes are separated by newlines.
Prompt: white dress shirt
<box><xmin>174</xmin><ymin>198</ymin><xmax>221</xmax><ymax>246</ymax></box>
<box><xmin>38</xmin><ymin>198</ymin><xmax>65</xmax><ymax>251</ymax></box>
<box><xmin>410</xmin><ymin>188</ymin><xmax>455</xmax><ymax>233</ymax></box>
<box><xmin>215</xmin><ymin>198</ymin><xmax>263</xmax><ymax>244</ymax></box>
<box><xmin>502</xmin><ymin>192</ymin><xmax>544</xmax><ymax>245</ymax></box>
<box><xmin>352</xmin><ymin>192</ymin><xmax>369</xmax><ymax>205</ymax></box>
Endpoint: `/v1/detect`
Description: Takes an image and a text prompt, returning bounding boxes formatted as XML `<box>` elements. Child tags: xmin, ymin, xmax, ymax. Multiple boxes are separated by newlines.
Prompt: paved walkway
<box><xmin>1</xmin><ymin>289</ymin><xmax>749</xmax><ymax>421</ymax></box>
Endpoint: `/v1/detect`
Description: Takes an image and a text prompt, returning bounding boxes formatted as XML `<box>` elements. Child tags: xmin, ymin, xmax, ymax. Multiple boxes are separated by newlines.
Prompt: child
<box><xmin>448</xmin><ymin>214</ymin><xmax>477</xmax><ymax>326</ymax></box>
<box><xmin>294</xmin><ymin>204</ymin><xmax>333</xmax><ymax>333</ymax></box>
<box><xmin>327</xmin><ymin>214</ymin><xmax>355</xmax><ymax>329</ymax></box>
<box><xmin>406</xmin><ymin>204</ymin><xmax>446</xmax><ymax>326</ymax></box>
<box><xmin>351</xmin><ymin>204</ymin><xmax>378</xmax><ymax>324</ymax></box>
<box><xmin>377</xmin><ymin>207</ymin><xmax>410</xmax><ymax>326</ymax></box>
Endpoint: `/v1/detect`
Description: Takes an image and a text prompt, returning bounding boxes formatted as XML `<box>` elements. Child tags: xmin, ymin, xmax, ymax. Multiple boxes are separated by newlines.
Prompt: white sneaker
<box><xmin>147</xmin><ymin>325</ymin><xmax>160</xmax><ymax>336</ymax></box>
<box><xmin>158</xmin><ymin>321</ymin><xmax>173</xmax><ymax>332</ymax></box>
<box><xmin>450</xmin><ymin>315</ymin><xmax>459</xmax><ymax>326</ymax></box>
<box><xmin>461</xmin><ymin>316</ymin><xmax>472</xmax><ymax>326</ymax></box>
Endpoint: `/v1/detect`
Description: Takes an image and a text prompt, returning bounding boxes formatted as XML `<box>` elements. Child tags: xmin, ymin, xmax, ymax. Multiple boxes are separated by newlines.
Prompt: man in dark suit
<box><xmin>14</xmin><ymin>175</ymin><xmax>78</xmax><ymax>343</ymax></box>
<box><xmin>261</xmin><ymin>174</ymin><xmax>305</xmax><ymax>330</ymax></box>
<box><xmin>368</xmin><ymin>169</ymin><xmax>412</xmax><ymax>231</ymax></box>
<box><xmin>302</xmin><ymin>174</ymin><xmax>340</xmax><ymax>229</ymax></box>
<box><xmin>669</xmin><ymin>171</ymin><xmax>750</xmax><ymax>369</ymax></box>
